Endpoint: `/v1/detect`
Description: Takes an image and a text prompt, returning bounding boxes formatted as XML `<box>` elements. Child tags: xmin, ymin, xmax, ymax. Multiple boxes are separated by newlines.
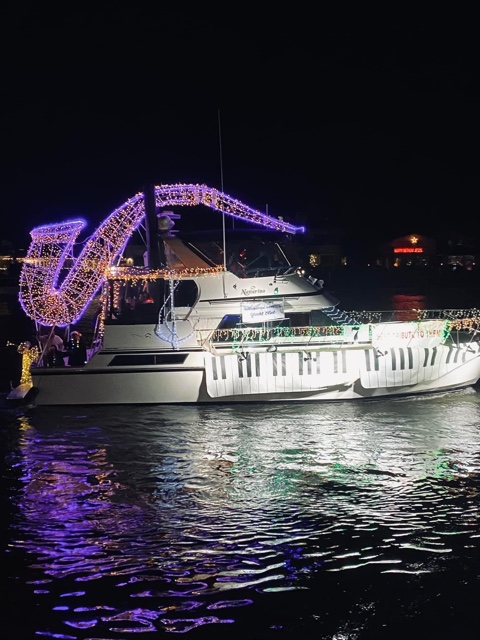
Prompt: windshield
<box><xmin>186</xmin><ymin>234</ymin><xmax>302</xmax><ymax>278</ymax></box>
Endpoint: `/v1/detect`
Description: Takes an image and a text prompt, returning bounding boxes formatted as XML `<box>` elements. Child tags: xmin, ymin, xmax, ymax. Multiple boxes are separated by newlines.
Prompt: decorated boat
<box><xmin>7</xmin><ymin>183</ymin><xmax>480</xmax><ymax>405</ymax></box>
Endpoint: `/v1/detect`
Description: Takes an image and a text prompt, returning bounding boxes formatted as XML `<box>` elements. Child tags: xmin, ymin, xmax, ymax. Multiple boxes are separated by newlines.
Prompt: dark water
<box><xmin>2</xmin><ymin>289</ymin><xmax>480</xmax><ymax>638</ymax></box>
<box><xmin>2</xmin><ymin>394</ymin><xmax>480</xmax><ymax>639</ymax></box>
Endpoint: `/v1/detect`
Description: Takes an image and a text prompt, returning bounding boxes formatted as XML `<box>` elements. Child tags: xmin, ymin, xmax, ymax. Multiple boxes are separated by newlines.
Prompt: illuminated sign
<box><xmin>394</xmin><ymin>248</ymin><xmax>424</xmax><ymax>253</ymax></box>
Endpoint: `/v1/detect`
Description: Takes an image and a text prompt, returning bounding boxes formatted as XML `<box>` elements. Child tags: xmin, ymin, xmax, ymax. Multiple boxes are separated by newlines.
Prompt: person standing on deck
<box><xmin>65</xmin><ymin>330</ymin><xmax>87</xmax><ymax>366</ymax></box>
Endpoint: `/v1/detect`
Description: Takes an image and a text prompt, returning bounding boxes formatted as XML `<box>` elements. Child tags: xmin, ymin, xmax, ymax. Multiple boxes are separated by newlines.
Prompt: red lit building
<box><xmin>379</xmin><ymin>233</ymin><xmax>436</xmax><ymax>269</ymax></box>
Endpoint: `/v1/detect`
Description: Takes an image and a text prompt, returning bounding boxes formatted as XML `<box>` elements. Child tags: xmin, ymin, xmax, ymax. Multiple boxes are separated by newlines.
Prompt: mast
<box><xmin>144</xmin><ymin>183</ymin><xmax>164</xmax><ymax>269</ymax></box>
<box><xmin>218</xmin><ymin>109</ymin><xmax>227</xmax><ymax>270</ymax></box>
<box><xmin>144</xmin><ymin>183</ymin><xmax>164</xmax><ymax>311</ymax></box>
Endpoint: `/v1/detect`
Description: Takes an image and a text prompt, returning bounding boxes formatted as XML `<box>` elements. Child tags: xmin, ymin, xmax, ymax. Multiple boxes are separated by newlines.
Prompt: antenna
<box><xmin>218</xmin><ymin>108</ymin><xmax>227</xmax><ymax>270</ymax></box>
<box><xmin>218</xmin><ymin>108</ymin><xmax>224</xmax><ymax>192</ymax></box>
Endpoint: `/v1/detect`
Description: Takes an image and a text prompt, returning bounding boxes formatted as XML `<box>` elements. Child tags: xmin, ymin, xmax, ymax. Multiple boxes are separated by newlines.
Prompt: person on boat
<box><xmin>65</xmin><ymin>330</ymin><xmax>87</xmax><ymax>366</ymax></box>
<box><xmin>138</xmin><ymin>292</ymin><xmax>154</xmax><ymax>304</ymax></box>
<box><xmin>39</xmin><ymin>330</ymin><xmax>66</xmax><ymax>365</ymax></box>
<box><xmin>134</xmin><ymin>291</ymin><xmax>157</xmax><ymax>322</ymax></box>
<box><xmin>45</xmin><ymin>344</ymin><xmax>66</xmax><ymax>367</ymax></box>
<box><xmin>119</xmin><ymin>296</ymin><xmax>136</xmax><ymax>322</ymax></box>
<box><xmin>41</xmin><ymin>332</ymin><xmax>64</xmax><ymax>351</ymax></box>
<box><xmin>227</xmin><ymin>249</ymin><xmax>247</xmax><ymax>276</ymax></box>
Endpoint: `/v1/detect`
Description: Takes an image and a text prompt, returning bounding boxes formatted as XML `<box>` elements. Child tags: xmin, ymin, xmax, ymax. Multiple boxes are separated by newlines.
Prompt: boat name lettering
<box><xmin>241</xmin><ymin>287</ymin><xmax>266</xmax><ymax>296</ymax></box>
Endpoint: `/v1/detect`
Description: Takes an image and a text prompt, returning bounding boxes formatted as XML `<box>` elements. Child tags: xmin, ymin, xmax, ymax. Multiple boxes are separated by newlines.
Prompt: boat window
<box><xmin>285</xmin><ymin>313</ymin><xmax>310</xmax><ymax>327</ymax></box>
<box><xmin>227</xmin><ymin>241</ymin><xmax>291</xmax><ymax>277</ymax></box>
<box><xmin>217</xmin><ymin>314</ymin><xmax>290</xmax><ymax>331</ymax></box>
<box><xmin>185</xmin><ymin>240</ymin><xmax>223</xmax><ymax>266</ymax></box>
<box><xmin>310</xmin><ymin>309</ymin><xmax>336</xmax><ymax>326</ymax></box>
<box><xmin>105</xmin><ymin>277</ymin><xmax>200</xmax><ymax>325</ymax></box>
<box><xmin>172</xmin><ymin>279</ymin><xmax>199</xmax><ymax>308</ymax></box>
<box><xmin>182</xmin><ymin>232</ymin><xmax>304</xmax><ymax>277</ymax></box>
<box><xmin>217</xmin><ymin>315</ymin><xmax>242</xmax><ymax>329</ymax></box>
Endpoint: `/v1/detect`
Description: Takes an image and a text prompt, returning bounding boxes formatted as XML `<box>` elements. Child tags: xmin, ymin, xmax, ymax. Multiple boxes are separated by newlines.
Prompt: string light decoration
<box><xmin>209</xmin><ymin>311</ymin><xmax>480</xmax><ymax>349</ymax></box>
<box><xmin>17</xmin><ymin>342</ymin><xmax>40</xmax><ymax>386</ymax></box>
<box><xmin>212</xmin><ymin>325</ymin><xmax>345</xmax><ymax>344</ymax></box>
<box><xmin>342</xmin><ymin>308</ymin><xmax>480</xmax><ymax>346</ymax></box>
<box><xmin>107</xmin><ymin>264</ymin><xmax>225</xmax><ymax>281</ymax></box>
<box><xmin>19</xmin><ymin>184</ymin><xmax>304</xmax><ymax>326</ymax></box>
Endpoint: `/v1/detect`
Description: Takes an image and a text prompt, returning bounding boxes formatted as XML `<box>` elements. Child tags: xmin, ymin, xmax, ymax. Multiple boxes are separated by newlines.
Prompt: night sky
<box><xmin>2</xmin><ymin>3</ymin><xmax>479</xmax><ymax>250</ymax></box>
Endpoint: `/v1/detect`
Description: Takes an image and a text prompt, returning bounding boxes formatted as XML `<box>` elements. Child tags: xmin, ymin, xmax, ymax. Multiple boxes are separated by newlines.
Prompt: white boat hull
<box><xmin>23</xmin><ymin>341</ymin><xmax>480</xmax><ymax>405</ymax></box>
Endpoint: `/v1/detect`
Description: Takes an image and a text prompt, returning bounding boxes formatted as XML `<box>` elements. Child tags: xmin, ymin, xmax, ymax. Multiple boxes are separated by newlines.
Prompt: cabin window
<box><xmin>104</xmin><ymin>278</ymin><xmax>200</xmax><ymax>324</ymax></box>
<box><xmin>227</xmin><ymin>241</ymin><xmax>290</xmax><ymax>277</ymax></box>
<box><xmin>285</xmin><ymin>313</ymin><xmax>310</xmax><ymax>327</ymax></box>
<box><xmin>172</xmin><ymin>279</ymin><xmax>199</xmax><ymax>308</ymax></box>
<box><xmin>217</xmin><ymin>315</ymin><xmax>242</xmax><ymax>329</ymax></box>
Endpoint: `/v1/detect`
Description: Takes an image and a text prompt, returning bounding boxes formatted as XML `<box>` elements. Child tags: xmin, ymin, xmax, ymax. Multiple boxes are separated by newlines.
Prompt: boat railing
<box><xmin>198</xmin><ymin>325</ymin><xmax>367</xmax><ymax>353</ymax></box>
<box><xmin>197</xmin><ymin>308</ymin><xmax>480</xmax><ymax>352</ymax></box>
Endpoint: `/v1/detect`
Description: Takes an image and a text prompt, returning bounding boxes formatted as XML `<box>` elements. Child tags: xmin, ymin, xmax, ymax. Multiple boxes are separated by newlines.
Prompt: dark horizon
<box><xmin>2</xmin><ymin>5</ymin><xmax>480</xmax><ymax>249</ymax></box>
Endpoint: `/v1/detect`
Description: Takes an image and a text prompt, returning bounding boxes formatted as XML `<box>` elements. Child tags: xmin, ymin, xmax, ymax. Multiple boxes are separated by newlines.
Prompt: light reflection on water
<box><xmin>2</xmin><ymin>390</ymin><xmax>480</xmax><ymax>637</ymax></box>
